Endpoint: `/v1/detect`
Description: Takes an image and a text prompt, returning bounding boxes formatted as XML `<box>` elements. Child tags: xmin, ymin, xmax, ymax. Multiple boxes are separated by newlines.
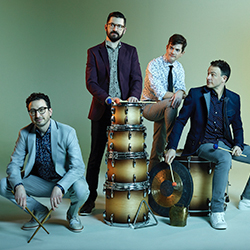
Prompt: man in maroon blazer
<box><xmin>79</xmin><ymin>11</ymin><xmax>142</xmax><ymax>215</ymax></box>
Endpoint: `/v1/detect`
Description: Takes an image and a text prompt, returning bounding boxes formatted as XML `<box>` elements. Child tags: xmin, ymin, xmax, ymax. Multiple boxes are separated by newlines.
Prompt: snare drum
<box><xmin>106</xmin><ymin>151</ymin><xmax>149</xmax><ymax>183</ymax></box>
<box><xmin>175</xmin><ymin>154</ymin><xmax>215</xmax><ymax>214</ymax></box>
<box><xmin>111</xmin><ymin>102</ymin><xmax>143</xmax><ymax>125</ymax></box>
<box><xmin>107</xmin><ymin>125</ymin><xmax>146</xmax><ymax>152</ymax></box>
<box><xmin>103</xmin><ymin>181</ymin><xmax>150</xmax><ymax>225</ymax></box>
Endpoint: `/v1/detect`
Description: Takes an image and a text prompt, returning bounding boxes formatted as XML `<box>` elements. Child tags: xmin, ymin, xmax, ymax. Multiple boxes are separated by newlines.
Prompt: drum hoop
<box><xmin>107</xmin><ymin>124</ymin><xmax>146</xmax><ymax>132</ymax></box>
<box><xmin>112</xmin><ymin>103</ymin><xmax>143</xmax><ymax>107</ymax></box>
<box><xmin>106</xmin><ymin>151</ymin><xmax>148</xmax><ymax>160</ymax></box>
<box><xmin>177</xmin><ymin>159</ymin><xmax>212</xmax><ymax>164</ymax></box>
<box><xmin>104</xmin><ymin>180</ymin><xmax>150</xmax><ymax>191</ymax></box>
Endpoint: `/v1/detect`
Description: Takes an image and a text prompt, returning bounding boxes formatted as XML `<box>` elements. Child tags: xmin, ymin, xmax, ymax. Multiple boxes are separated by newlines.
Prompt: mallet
<box><xmin>213</xmin><ymin>143</ymin><xmax>247</xmax><ymax>157</ymax></box>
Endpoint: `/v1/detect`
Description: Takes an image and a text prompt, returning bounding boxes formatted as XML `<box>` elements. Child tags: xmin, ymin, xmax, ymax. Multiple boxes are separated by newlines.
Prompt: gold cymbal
<box><xmin>151</xmin><ymin>168</ymin><xmax>183</xmax><ymax>208</ymax></box>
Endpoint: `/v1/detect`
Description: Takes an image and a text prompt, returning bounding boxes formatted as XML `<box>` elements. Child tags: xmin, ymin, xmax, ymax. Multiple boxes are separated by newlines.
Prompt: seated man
<box><xmin>164</xmin><ymin>60</ymin><xmax>250</xmax><ymax>230</ymax></box>
<box><xmin>141</xmin><ymin>34</ymin><xmax>187</xmax><ymax>172</ymax></box>
<box><xmin>0</xmin><ymin>93</ymin><xmax>89</xmax><ymax>233</ymax></box>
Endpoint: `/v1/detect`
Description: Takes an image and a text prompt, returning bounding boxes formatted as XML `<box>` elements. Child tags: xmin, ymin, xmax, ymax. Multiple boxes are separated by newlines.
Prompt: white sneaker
<box><xmin>238</xmin><ymin>197</ymin><xmax>250</xmax><ymax>210</ymax></box>
<box><xmin>210</xmin><ymin>212</ymin><xmax>227</xmax><ymax>230</ymax></box>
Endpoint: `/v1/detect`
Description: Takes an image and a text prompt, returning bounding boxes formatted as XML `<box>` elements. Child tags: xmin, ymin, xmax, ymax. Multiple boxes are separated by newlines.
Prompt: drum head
<box><xmin>149</xmin><ymin>161</ymin><xmax>193</xmax><ymax>217</ymax></box>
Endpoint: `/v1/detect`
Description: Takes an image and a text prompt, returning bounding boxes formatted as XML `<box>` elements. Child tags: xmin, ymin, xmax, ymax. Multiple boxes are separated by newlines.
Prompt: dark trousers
<box><xmin>86</xmin><ymin>108</ymin><xmax>111</xmax><ymax>202</ymax></box>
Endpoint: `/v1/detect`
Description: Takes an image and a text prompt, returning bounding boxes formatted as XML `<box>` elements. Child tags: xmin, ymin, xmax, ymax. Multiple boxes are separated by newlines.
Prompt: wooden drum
<box><xmin>107</xmin><ymin>125</ymin><xmax>146</xmax><ymax>152</ymax></box>
<box><xmin>103</xmin><ymin>181</ymin><xmax>150</xmax><ymax>226</ymax></box>
<box><xmin>111</xmin><ymin>102</ymin><xmax>143</xmax><ymax>125</ymax></box>
<box><xmin>106</xmin><ymin>151</ymin><xmax>149</xmax><ymax>183</ymax></box>
<box><xmin>175</xmin><ymin>154</ymin><xmax>215</xmax><ymax>215</ymax></box>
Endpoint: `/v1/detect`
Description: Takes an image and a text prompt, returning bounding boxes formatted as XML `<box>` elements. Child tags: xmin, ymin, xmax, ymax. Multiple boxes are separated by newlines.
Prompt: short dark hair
<box><xmin>107</xmin><ymin>11</ymin><xmax>126</xmax><ymax>26</ymax></box>
<box><xmin>210</xmin><ymin>60</ymin><xmax>231</xmax><ymax>82</ymax></box>
<box><xmin>26</xmin><ymin>92</ymin><xmax>51</xmax><ymax>110</ymax></box>
<box><xmin>168</xmin><ymin>34</ymin><xmax>187</xmax><ymax>52</ymax></box>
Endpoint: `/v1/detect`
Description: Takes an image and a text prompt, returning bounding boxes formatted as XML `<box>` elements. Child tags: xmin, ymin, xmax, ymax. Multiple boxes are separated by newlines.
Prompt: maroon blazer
<box><xmin>86</xmin><ymin>41</ymin><xmax>142</xmax><ymax>121</ymax></box>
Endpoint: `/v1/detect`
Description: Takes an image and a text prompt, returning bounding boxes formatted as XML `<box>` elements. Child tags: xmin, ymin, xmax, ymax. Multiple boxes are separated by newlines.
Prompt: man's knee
<box><xmin>70</xmin><ymin>178</ymin><xmax>90</xmax><ymax>201</ymax></box>
<box><xmin>0</xmin><ymin>178</ymin><xmax>9</xmax><ymax>197</ymax></box>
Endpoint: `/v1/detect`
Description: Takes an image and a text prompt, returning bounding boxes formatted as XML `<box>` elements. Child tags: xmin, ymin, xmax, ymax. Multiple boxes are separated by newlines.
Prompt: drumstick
<box><xmin>119</xmin><ymin>100</ymin><xmax>157</xmax><ymax>104</ymax></box>
<box><xmin>213</xmin><ymin>144</ymin><xmax>247</xmax><ymax>157</ymax></box>
<box><xmin>11</xmin><ymin>190</ymin><xmax>49</xmax><ymax>234</ymax></box>
<box><xmin>168</xmin><ymin>163</ymin><xmax>177</xmax><ymax>187</ymax></box>
<box><xmin>28</xmin><ymin>208</ymin><xmax>53</xmax><ymax>243</ymax></box>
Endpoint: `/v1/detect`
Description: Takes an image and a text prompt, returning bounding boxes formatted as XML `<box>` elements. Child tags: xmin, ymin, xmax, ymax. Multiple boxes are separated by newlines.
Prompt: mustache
<box><xmin>110</xmin><ymin>31</ymin><xmax>119</xmax><ymax>36</ymax></box>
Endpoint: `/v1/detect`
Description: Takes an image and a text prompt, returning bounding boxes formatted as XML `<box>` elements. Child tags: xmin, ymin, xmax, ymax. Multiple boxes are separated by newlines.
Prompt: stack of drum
<box><xmin>103</xmin><ymin>102</ymin><xmax>150</xmax><ymax>227</ymax></box>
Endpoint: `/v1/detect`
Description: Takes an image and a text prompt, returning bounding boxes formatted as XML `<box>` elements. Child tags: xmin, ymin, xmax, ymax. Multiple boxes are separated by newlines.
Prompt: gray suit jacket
<box><xmin>7</xmin><ymin>119</ymin><xmax>86</xmax><ymax>193</ymax></box>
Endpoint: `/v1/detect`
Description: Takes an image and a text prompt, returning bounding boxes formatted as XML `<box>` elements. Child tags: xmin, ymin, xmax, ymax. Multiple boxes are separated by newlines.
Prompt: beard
<box><xmin>107</xmin><ymin>30</ymin><xmax>124</xmax><ymax>42</ymax></box>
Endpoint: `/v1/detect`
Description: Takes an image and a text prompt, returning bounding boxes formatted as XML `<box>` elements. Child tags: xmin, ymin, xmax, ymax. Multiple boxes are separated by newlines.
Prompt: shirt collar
<box><xmin>36</xmin><ymin>122</ymin><xmax>51</xmax><ymax>137</ymax></box>
<box><xmin>105</xmin><ymin>40</ymin><xmax>122</xmax><ymax>50</ymax></box>
<box><xmin>162</xmin><ymin>54</ymin><xmax>177</xmax><ymax>67</ymax></box>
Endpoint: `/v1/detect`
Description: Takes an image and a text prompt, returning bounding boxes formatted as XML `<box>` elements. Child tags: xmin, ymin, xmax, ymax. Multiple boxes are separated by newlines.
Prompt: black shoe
<box><xmin>79</xmin><ymin>200</ymin><xmax>95</xmax><ymax>216</ymax></box>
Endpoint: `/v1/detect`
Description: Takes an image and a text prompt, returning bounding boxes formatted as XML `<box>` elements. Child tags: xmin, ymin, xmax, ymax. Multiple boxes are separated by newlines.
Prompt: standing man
<box><xmin>0</xmin><ymin>93</ymin><xmax>89</xmax><ymax>233</ymax></box>
<box><xmin>141</xmin><ymin>34</ymin><xmax>187</xmax><ymax>172</ymax></box>
<box><xmin>165</xmin><ymin>60</ymin><xmax>250</xmax><ymax>230</ymax></box>
<box><xmin>80</xmin><ymin>11</ymin><xmax>142</xmax><ymax>215</ymax></box>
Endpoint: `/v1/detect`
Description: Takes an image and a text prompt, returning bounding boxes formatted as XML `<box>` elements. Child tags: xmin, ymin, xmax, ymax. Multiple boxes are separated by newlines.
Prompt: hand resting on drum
<box><xmin>164</xmin><ymin>149</ymin><xmax>176</xmax><ymax>164</ymax></box>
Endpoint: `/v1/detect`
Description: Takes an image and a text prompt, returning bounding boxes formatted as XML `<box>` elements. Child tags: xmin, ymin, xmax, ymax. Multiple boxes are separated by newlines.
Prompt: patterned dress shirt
<box><xmin>142</xmin><ymin>54</ymin><xmax>186</xmax><ymax>101</ymax></box>
<box><xmin>31</xmin><ymin>123</ymin><xmax>61</xmax><ymax>182</ymax></box>
<box><xmin>106</xmin><ymin>40</ymin><xmax>122</xmax><ymax>98</ymax></box>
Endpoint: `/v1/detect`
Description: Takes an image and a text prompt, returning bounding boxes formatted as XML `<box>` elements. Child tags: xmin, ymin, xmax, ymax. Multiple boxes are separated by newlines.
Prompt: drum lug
<box><xmin>143</xmin><ymin>143</ymin><xmax>147</xmax><ymax>149</ymax></box>
<box><xmin>133</xmin><ymin>159</ymin><xmax>136</xmax><ymax>168</ymax></box>
<box><xmin>127</xmin><ymin>215</ymin><xmax>131</xmax><ymax>223</ymax></box>
<box><xmin>110</xmin><ymin>214</ymin><xmax>114</xmax><ymax>225</ymax></box>
<box><xmin>140</xmin><ymin>116</ymin><xmax>143</xmax><ymax>124</ymax></box>
<box><xmin>125</xmin><ymin>116</ymin><xmax>128</xmax><ymax>124</ymax></box>
<box><xmin>128</xmin><ymin>131</ymin><xmax>132</xmax><ymax>140</ymax></box>
<box><xmin>111</xmin><ymin>116</ymin><xmax>115</xmax><ymax>123</ymax></box>
<box><xmin>133</xmin><ymin>174</ymin><xmax>136</xmax><ymax>182</ymax></box>
<box><xmin>110</xmin><ymin>142</ymin><xmax>114</xmax><ymax>150</ymax></box>
<box><xmin>111</xmin><ymin>107</ymin><xmax>115</xmax><ymax>114</ymax></box>
<box><xmin>143</xmin><ymin>213</ymin><xmax>147</xmax><ymax>222</ymax></box>
<box><xmin>128</xmin><ymin>143</ymin><xmax>132</xmax><ymax>151</ymax></box>
<box><xmin>111</xmin><ymin>188</ymin><xmax>114</xmax><ymax>198</ymax></box>
<box><xmin>125</xmin><ymin>107</ymin><xmax>128</xmax><ymax>115</ymax></box>
<box><xmin>146</xmin><ymin>172</ymin><xmax>150</xmax><ymax>180</ymax></box>
<box><xmin>143</xmin><ymin>132</ymin><xmax>147</xmax><ymax>139</ymax></box>
<box><xmin>127</xmin><ymin>190</ymin><xmax>131</xmax><ymax>199</ymax></box>
<box><xmin>111</xmin><ymin>174</ymin><xmax>115</xmax><ymax>182</ymax></box>
<box><xmin>112</xmin><ymin>159</ymin><xmax>115</xmax><ymax>167</ymax></box>
<box><xmin>110</xmin><ymin>132</ymin><xmax>114</xmax><ymax>139</ymax></box>
<box><xmin>103</xmin><ymin>210</ymin><xmax>106</xmax><ymax>219</ymax></box>
<box><xmin>208</xmin><ymin>167</ymin><xmax>212</xmax><ymax>174</ymax></box>
<box><xmin>143</xmin><ymin>188</ymin><xmax>147</xmax><ymax>198</ymax></box>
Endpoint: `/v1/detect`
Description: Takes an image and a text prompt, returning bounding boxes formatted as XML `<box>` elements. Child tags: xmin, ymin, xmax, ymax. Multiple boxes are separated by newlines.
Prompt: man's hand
<box><xmin>127</xmin><ymin>96</ymin><xmax>139</xmax><ymax>102</ymax></box>
<box><xmin>170</xmin><ymin>90</ymin><xmax>184</xmax><ymax>109</ymax></box>
<box><xmin>164</xmin><ymin>149</ymin><xmax>176</xmax><ymax>164</ymax></box>
<box><xmin>15</xmin><ymin>184</ymin><xmax>27</xmax><ymax>210</ymax></box>
<box><xmin>231</xmin><ymin>145</ymin><xmax>243</xmax><ymax>157</ymax></box>
<box><xmin>50</xmin><ymin>186</ymin><xmax>63</xmax><ymax>211</ymax></box>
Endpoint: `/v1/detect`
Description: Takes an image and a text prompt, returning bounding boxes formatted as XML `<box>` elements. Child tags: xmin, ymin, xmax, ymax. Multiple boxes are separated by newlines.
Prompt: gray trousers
<box><xmin>143</xmin><ymin>98</ymin><xmax>177</xmax><ymax>172</ymax></box>
<box><xmin>0</xmin><ymin>175</ymin><xmax>90</xmax><ymax>217</ymax></box>
<box><xmin>196</xmin><ymin>141</ymin><xmax>250</xmax><ymax>212</ymax></box>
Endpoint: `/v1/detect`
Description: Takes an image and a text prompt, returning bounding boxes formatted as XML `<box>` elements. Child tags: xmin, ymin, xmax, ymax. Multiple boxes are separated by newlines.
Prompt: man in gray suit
<box><xmin>0</xmin><ymin>93</ymin><xmax>89</xmax><ymax>233</ymax></box>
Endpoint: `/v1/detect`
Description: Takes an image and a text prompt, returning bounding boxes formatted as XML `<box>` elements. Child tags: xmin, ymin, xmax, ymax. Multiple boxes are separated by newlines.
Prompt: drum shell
<box><xmin>106</xmin><ymin>152</ymin><xmax>149</xmax><ymax>183</ymax></box>
<box><xmin>175</xmin><ymin>155</ymin><xmax>215</xmax><ymax>211</ymax></box>
<box><xmin>107</xmin><ymin>125</ymin><xmax>146</xmax><ymax>152</ymax></box>
<box><xmin>104</xmin><ymin>181</ymin><xmax>149</xmax><ymax>223</ymax></box>
<box><xmin>111</xmin><ymin>103</ymin><xmax>143</xmax><ymax>125</ymax></box>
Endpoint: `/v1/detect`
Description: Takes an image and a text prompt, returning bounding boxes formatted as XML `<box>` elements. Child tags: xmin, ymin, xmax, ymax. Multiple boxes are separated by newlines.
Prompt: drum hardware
<box><xmin>133</xmin><ymin>174</ymin><xmax>136</xmax><ymax>182</ymax></box>
<box><xmin>133</xmin><ymin>159</ymin><xmax>136</xmax><ymax>168</ymax></box>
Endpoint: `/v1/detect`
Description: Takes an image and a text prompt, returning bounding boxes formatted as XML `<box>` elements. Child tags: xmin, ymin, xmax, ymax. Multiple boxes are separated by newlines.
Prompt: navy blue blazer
<box><xmin>86</xmin><ymin>41</ymin><xmax>142</xmax><ymax>121</ymax></box>
<box><xmin>167</xmin><ymin>86</ymin><xmax>244</xmax><ymax>156</ymax></box>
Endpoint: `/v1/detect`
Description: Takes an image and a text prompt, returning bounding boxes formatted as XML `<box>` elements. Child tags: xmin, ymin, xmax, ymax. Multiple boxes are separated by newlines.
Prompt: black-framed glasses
<box><xmin>107</xmin><ymin>22</ymin><xmax>125</xmax><ymax>30</ymax></box>
<box><xmin>28</xmin><ymin>107</ymin><xmax>48</xmax><ymax>116</ymax></box>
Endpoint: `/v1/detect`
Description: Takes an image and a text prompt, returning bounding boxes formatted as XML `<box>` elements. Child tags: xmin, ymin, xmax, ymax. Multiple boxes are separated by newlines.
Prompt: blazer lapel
<box><xmin>50</xmin><ymin>119</ymin><xmax>58</xmax><ymax>166</ymax></box>
<box><xmin>26</xmin><ymin>125</ymin><xmax>36</xmax><ymax>175</ymax></box>
<box><xmin>99</xmin><ymin>42</ymin><xmax>110</xmax><ymax>77</ymax></box>
<box><xmin>203</xmin><ymin>91</ymin><xmax>211</xmax><ymax>117</ymax></box>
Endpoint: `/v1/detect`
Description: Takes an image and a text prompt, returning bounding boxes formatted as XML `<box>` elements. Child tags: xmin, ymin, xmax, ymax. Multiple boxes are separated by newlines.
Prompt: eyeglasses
<box><xmin>28</xmin><ymin>107</ymin><xmax>48</xmax><ymax>116</ymax></box>
<box><xmin>107</xmin><ymin>23</ymin><xmax>125</xmax><ymax>30</ymax></box>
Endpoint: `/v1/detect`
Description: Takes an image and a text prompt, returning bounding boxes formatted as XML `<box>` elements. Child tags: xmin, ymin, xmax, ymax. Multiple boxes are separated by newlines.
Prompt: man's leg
<box><xmin>197</xmin><ymin>142</ymin><xmax>232</xmax><ymax>230</ymax></box>
<box><xmin>143</xmin><ymin>99</ymin><xmax>177</xmax><ymax>172</ymax></box>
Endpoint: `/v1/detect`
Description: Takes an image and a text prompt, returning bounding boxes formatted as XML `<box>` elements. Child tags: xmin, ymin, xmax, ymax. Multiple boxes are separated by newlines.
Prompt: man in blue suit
<box><xmin>0</xmin><ymin>93</ymin><xmax>89</xmax><ymax>233</ymax></box>
<box><xmin>165</xmin><ymin>60</ymin><xmax>250</xmax><ymax>230</ymax></box>
<box><xmin>80</xmin><ymin>11</ymin><xmax>142</xmax><ymax>215</ymax></box>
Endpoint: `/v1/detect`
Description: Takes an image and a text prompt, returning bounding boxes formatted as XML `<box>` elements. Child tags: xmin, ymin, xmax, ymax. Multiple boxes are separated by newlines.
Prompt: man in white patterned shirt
<box><xmin>141</xmin><ymin>34</ymin><xmax>187</xmax><ymax>172</ymax></box>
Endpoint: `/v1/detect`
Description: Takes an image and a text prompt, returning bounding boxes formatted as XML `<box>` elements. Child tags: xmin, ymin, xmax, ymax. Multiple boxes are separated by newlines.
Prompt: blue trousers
<box><xmin>0</xmin><ymin>175</ymin><xmax>90</xmax><ymax>217</ymax></box>
<box><xmin>196</xmin><ymin>141</ymin><xmax>250</xmax><ymax>212</ymax></box>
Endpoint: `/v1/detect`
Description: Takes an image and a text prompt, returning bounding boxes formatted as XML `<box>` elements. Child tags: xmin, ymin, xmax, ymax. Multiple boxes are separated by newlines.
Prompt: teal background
<box><xmin>1</xmin><ymin>0</ymin><xmax>250</xmax><ymax>176</ymax></box>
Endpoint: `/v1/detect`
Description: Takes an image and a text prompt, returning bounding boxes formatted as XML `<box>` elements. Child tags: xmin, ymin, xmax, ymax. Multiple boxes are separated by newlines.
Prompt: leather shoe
<box><xmin>79</xmin><ymin>200</ymin><xmax>95</xmax><ymax>216</ymax></box>
<box><xmin>67</xmin><ymin>214</ymin><xmax>83</xmax><ymax>233</ymax></box>
<box><xmin>22</xmin><ymin>208</ymin><xmax>50</xmax><ymax>230</ymax></box>
<box><xmin>210</xmin><ymin>212</ymin><xmax>227</xmax><ymax>230</ymax></box>
<box><xmin>238</xmin><ymin>197</ymin><xmax>250</xmax><ymax>210</ymax></box>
